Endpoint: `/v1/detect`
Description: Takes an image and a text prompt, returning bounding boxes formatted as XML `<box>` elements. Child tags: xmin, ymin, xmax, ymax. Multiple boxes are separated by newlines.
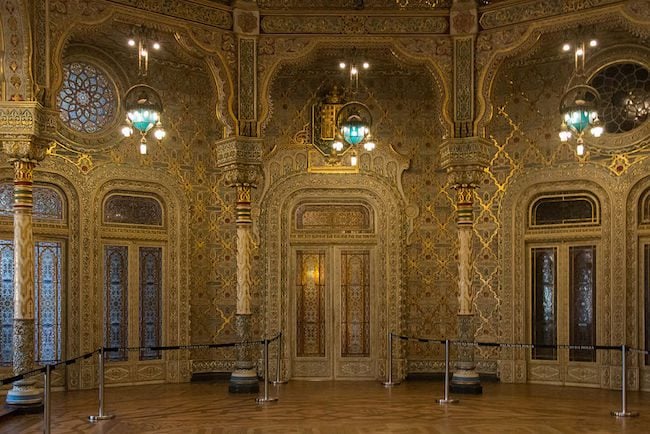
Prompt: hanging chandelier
<box><xmin>121</xmin><ymin>26</ymin><xmax>165</xmax><ymax>155</ymax></box>
<box><xmin>558</xmin><ymin>38</ymin><xmax>603</xmax><ymax>156</ymax></box>
<box><xmin>330</xmin><ymin>60</ymin><xmax>375</xmax><ymax>166</ymax></box>
<box><xmin>121</xmin><ymin>84</ymin><xmax>165</xmax><ymax>155</ymax></box>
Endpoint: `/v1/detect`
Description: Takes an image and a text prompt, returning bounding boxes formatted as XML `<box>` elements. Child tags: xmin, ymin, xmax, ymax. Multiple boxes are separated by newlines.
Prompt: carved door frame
<box><xmin>259</xmin><ymin>153</ymin><xmax>411</xmax><ymax>381</ymax></box>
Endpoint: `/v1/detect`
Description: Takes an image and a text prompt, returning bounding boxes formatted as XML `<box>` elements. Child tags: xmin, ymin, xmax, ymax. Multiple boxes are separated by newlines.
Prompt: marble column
<box><xmin>6</xmin><ymin>159</ymin><xmax>41</xmax><ymax>406</ymax></box>
<box><xmin>450</xmin><ymin>184</ymin><xmax>482</xmax><ymax>394</ymax></box>
<box><xmin>440</xmin><ymin>137</ymin><xmax>489</xmax><ymax>395</ymax></box>
<box><xmin>229</xmin><ymin>184</ymin><xmax>259</xmax><ymax>393</ymax></box>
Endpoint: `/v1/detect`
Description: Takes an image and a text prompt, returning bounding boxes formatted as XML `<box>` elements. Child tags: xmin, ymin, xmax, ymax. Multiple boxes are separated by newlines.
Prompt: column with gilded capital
<box><xmin>1</xmin><ymin>103</ymin><xmax>56</xmax><ymax>407</ymax></box>
<box><xmin>442</xmin><ymin>0</ymin><xmax>490</xmax><ymax>394</ymax></box>
<box><xmin>440</xmin><ymin>138</ymin><xmax>489</xmax><ymax>394</ymax></box>
<box><xmin>219</xmin><ymin>0</ymin><xmax>263</xmax><ymax>393</ymax></box>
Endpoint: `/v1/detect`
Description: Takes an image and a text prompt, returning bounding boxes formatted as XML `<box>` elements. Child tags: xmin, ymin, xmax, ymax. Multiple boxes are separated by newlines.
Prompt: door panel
<box><xmin>528</xmin><ymin>243</ymin><xmax>599</xmax><ymax>386</ymax></box>
<box><xmin>292</xmin><ymin>247</ymin><xmax>374</xmax><ymax>380</ymax></box>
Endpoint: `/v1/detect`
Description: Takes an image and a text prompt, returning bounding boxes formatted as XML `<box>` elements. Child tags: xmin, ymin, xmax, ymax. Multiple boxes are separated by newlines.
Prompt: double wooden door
<box><xmin>291</xmin><ymin>246</ymin><xmax>375</xmax><ymax>380</ymax></box>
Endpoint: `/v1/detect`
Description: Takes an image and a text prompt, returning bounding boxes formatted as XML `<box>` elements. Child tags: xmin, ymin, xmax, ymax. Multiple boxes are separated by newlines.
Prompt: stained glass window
<box><xmin>105</xmin><ymin>245</ymin><xmax>128</xmax><ymax>362</ymax></box>
<box><xmin>296</xmin><ymin>251</ymin><xmax>326</xmax><ymax>357</ymax></box>
<box><xmin>139</xmin><ymin>247</ymin><xmax>162</xmax><ymax>361</ymax></box>
<box><xmin>34</xmin><ymin>242</ymin><xmax>63</xmax><ymax>363</ymax></box>
<box><xmin>0</xmin><ymin>240</ymin><xmax>63</xmax><ymax>364</ymax></box>
<box><xmin>590</xmin><ymin>63</ymin><xmax>649</xmax><ymax>134</ymax></box>
<box><xmin>57</xmin><ymin>62</ymin><xmax>117</xmax><ymax>134</ymax></box>
<box><xmin>569</xmin><ymin>246</ymin><xmax>596</xmax><ymax>362</ymax></box>
<box><xmin>104</xmin><ymin>194</ymin><xmax>163</xmax><ymax>226</ymax></box>
<box><xmin>0</xmin><ymin>240</ymin><xmax>14</xmax><ymax>364</ymax></box>
<box><xmin>531</xmin><ymin>194</ymin><xmax>598</xmax><ymax>227</ymax></box>
<box><xmin>531</xmin><ymin>247</ymin><xmax>557</xmax><ymax>361</ymax></box>
<box><xmin>0</xmin><ymin>183</ymin><xmax>64</xmax><ymax>221</ymax></box>
<box><xmin>340</xmin><ymin>251</ymin><xmax>370</xmax><ymax>357</ymax></box>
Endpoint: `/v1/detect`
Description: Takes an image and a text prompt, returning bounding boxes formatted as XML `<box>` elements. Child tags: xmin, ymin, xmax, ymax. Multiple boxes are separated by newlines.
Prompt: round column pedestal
<box><xmin>6</xmin><ymin>378</ymin><xmax>42</xmax><ymax>408</ymax></box>
<box><xmin>229</xmin><ymin>369</ymin><xmax>259</xmax><ymax>393</ymax></box>
<box><xmin>450</xmin><ymin>369</ymin><xmax>482</xmax><ymax>394</ymax></box>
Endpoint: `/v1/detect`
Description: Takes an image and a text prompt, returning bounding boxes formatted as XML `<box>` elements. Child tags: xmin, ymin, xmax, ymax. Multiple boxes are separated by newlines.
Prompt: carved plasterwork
<box><xmin>100</xmin><ymin>0</ymin><xmax>232</xmax><ymax>30</ymax></box>
<box><xmin>260</xmin><ymin>15</ymin><xmax>448</xmax><ymax>35</ymax></box>
<box><xmin>0</xmin><ymin>102</ymin><xmax>58</xmax><ymax>153</ymax></box>
<box><xmin>1</xmin><ymin>0</ymin><xmax>30</xmax><ymax>101</ymax></box>
<box><xmin>259</xmin><ymin>145</ymin><xmax>410</xmax><ymax>380</ymax></box>
<box><xmin>479</xmin><ymin>0</ymin><xmax>621</xmax><ymax>30</ymax></box>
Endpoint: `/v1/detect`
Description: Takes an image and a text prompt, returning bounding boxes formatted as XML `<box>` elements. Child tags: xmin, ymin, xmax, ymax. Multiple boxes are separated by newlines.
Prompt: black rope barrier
<box><xmin>0</xmin><ymin>333</ymin><xmax>283</xmax><ymax>386</ymax></box>
<box><xmin>389</xmin><ymin>333</ymin><xmax>625</xmax><ymax>351</ymax></box>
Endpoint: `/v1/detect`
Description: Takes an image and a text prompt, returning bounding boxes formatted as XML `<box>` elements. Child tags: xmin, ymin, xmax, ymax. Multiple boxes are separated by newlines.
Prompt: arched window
<box><xmin>530</xmin><ymin>193</ymin><xmax>599</xmax><ymax>227</ymax></box>
<box><xmin>103</xmin><ymin>193</ymin><xmax>163</xmax><ymax>226</ymax></box>
<box><xmin>639</xmin><ymin>188</ymin><xmax>650</xmax><ymax>366</ymax></box>
<box><xmin>0</xmin><ymin>183</ymin><xmax>65</xmax><ymax>221</ymax></box>
<box><xmin>0</xmin><ymin>182</ymin><xmax>66</xmax><ymax>364</ymax></box>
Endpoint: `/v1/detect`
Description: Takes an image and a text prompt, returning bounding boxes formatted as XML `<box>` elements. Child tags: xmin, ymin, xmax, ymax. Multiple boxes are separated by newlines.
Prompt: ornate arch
<box><xmin>258</xmin><ymin>143</ymin><xmax>413</xmax><ymax>380</ymax></box>
<box><xmin>499</xmin><ymin>165</ymin><xmax>615</xmax><ymax>384</ymax></box>
<box><xmin>476</xmin><ymin>5</ymin><xmax>650</xmax><ymax>134</ymax></box>
<box><xmin>257</xmin><ymin>36</ymin><xmax>451</xmax><ymax>139</ymax></box>
<box><xmin>87</xmin><ymin>165</ymin><xmax>190</xmax><ymax>384</ymax></box>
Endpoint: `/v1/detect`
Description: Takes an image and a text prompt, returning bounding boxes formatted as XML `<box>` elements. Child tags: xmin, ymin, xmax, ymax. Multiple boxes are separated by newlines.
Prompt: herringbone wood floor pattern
<box><xmin>1</xmin><ymin>380</ymin><xmax>649</xmax><ymax>433</ymax></box>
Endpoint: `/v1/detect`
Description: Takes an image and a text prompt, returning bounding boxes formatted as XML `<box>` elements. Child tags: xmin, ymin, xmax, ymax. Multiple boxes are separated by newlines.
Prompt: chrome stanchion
<box><xmin>44</xmin><ymin>364</ymin><xmax>52</xmax><ymax>434</ymax></box>
<box><xmin>256</xmin><ymin>339</ymin><xmax>278</xmax><ymax>403</ymax></box>
<box><xmin>383</xmin><ymin>332</ymin><xmax>399</xmax><ymax>387</ymax></box>
<box><xmin>89</xmin><ymin>347</ymin><xmax>115</xmax><ymax>422</ymax></box>
<box><xmin>271</xmin><ymin>333</ymin><xmax>287</xmax><ymax>385</ymax></box>
<box><xmin>437</xmin><ymin>339</ymin><xmax>458</xmax><ymax>404</ymax></box>
<box><xmin>611</xmin><ymin>345</ymin><xmax>639</xmax><ymax>417</ymax></box>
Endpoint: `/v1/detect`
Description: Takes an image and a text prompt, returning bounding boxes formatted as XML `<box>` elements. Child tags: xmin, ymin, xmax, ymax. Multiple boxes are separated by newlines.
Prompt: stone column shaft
<box><xmin>7</xmin><ymin>159</ymin><xmax>41</xmax><ymax>406</ymax></box>
<box><xmin>229</xmin><ymin>185</ymin><xmax>259</xmax><ymax>393</ymax></box>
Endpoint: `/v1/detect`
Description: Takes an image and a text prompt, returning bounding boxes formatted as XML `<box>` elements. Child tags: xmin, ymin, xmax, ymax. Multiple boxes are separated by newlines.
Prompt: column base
<box><xmin>6</xmin><ymin>380</ymin><xmax>43</xmax><ymax>407</ymax></box>
<box><xmin>450</xmin><ymin>369</ymin><xmax>482</xmax><ymax>394</ymax></box>
<box><xmin>228</xmin><ymin>369</ymin><xmax>259</xmax><ymax>394</ymax></box>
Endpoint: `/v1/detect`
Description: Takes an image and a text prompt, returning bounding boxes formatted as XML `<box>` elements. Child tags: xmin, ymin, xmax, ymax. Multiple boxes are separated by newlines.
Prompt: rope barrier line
<box><xmin>0</xmin><ymin>333</ymin><xmax>283</xmax><ymax>385</ymax></box>
<box><xmin>389</xmin><ymin>333</ymin><xmax>627</xmax><ymax>351</ymax></box>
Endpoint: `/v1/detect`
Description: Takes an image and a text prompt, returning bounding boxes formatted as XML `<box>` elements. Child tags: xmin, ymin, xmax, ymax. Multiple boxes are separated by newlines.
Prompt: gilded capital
<box><xmin>216</xmin><ymin>136</ymin><xmax>263</xmax><ymax>187</ymax></box>
<box><xmin>0</xmin><ymin>102</ymin><xmax>57</xmax><ymax>162</ymax></box>
<box><xmin>440</xmin><ymin>136</ymin><xmax>490</xmax><ymax>188</ymax></box>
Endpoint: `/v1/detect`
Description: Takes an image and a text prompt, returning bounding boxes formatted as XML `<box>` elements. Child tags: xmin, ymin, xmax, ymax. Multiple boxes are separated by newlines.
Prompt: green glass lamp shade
<box><xmin>563</xmin><ymin>109</ymin><xmax>594</xmax><ymax>134</ymax></box>
<box><xmin>128</xmin><ymin>108</ymin><xmax>160</xmax><ymax>134</ymax></box>
<box><xmin>341</xmin><ymin>117</ymin><xmax>368</xmax><ymax>146</ymax></box>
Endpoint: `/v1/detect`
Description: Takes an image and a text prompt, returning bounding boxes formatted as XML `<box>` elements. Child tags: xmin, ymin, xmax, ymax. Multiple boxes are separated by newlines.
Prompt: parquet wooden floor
<box><xmin>1</xmin><ymin>380</ymin><xmax>648</xmax><ymax>433</ymax></box>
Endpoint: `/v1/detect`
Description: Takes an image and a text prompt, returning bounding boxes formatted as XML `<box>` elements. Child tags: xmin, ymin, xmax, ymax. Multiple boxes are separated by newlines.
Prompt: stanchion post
<box><xmin>44</xmin><ymin>364</ymin><xmax>51</xmax><ymax>434</ymax></box>
<box><xmin>383</xmin><ymin>332</ymin><xmax>399</xmax><ymax>387</ymax></box>
<box><xmin>611</xmin><ymin>344</ymin><xmax>639</xmax><ymax>417</ymax></box>
<box><xmin>271</xmin><ymin>333</ymin><xmax>287</xmax><ymax>385</ymax></box>
<box><xmin>89</xmin><ymin>347</ymin><xmax>115</xmax><ymax>422</ymax></box>
<box><xmin>256</xmin><ymin>339</ymin><xmax>278</xmax><ymax>403</ymax></box>
<box><xmin>437</xmin><ymin>339</ymin><xmax>458</xmax><ymax>405</ymax></box>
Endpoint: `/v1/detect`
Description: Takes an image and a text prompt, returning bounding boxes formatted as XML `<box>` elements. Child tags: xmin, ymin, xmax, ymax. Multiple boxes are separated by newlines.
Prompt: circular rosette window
<box><xmin>584</xmin><ymin>62</ymin><xmax>649</xmax><ymax>154</ymax></box>
<box><xmin>56</xmin><ymin>61</ymin><xmax>122</xmax><ymax>151</ymax></box>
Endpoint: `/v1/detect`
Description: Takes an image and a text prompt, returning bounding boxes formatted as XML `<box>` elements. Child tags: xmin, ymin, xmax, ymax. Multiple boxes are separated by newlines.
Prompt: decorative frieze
<box><xmin>261</xmin><ymin>15</ymin><xmax>448</xmax><ymax>34</ymax></box>
<box><xmin>105</xmin><ymin>0</ymin><xmax>232</xmax><ymax>30</ymax></box>
<box><xmin>479</xmin><ymin>0</ymin><xmax>620</xmax><ymax>29</ymax></box>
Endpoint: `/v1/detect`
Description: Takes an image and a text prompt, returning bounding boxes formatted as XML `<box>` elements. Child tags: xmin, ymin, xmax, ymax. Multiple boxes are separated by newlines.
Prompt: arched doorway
<box><xmin>259</xmin><ymin>148</ymin><xmax>412</xmax><ymax>381</ymax></box>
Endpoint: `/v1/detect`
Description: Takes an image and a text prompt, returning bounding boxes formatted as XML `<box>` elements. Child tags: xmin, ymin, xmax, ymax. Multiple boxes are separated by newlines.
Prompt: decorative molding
<box><xmin>104</xmin><ymin>0</ymin><xmax>232</xmax><ymax>30</ymax></box>
<box><xmin>453</xmin><ymin>36</ymin><xmax>474</xmax><ymax>137</ymax></box>
<box><xmin>216</xmin><ymin>137</ymin><xmax>263</xmax><ymax>187</ymax></box>
<box><xmin>440</xmin><ymin>137</ymin><xmax>490</xmax><ymax>186</ymax></box>
<box><xmin>260</xmin><ymin>15</ymin><xmax>448</xmax><ymax>34</ymax></box>
<box><xmin>479</xmin><ymin>0</ymin><xmax>621</xmax><ymax>30</ymax></box>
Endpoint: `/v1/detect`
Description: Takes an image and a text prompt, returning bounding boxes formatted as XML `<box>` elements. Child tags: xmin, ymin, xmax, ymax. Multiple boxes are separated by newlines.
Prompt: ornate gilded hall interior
<box><xmin>0</xmin><ymin>0</ymin><xmax>649</xmax><ymax>421</ymax></box>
